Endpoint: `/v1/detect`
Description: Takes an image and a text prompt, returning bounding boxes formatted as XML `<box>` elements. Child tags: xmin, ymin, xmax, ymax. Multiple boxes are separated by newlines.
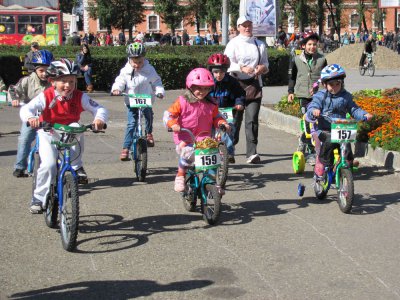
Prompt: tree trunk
<box><xmin>318</xmin><ymin>0</ymin><xmax>324</xmax><ymax>36</ymax></box>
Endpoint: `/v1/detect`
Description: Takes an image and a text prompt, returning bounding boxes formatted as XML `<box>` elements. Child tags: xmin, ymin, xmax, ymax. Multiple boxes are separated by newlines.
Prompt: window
<box><xmin>176</xmin><ymin>20</ymin><xmax>184</xmax><ymax>31</ymax></box>
<box><xmin>350</xmin><ymin>13</ymin><xmax>359</xmax><ymax>28</ymax></box>
<box><xmin>97</xmin><ymin>18</ymin><xmax>107</xmax><ymax>31</ymax></box>
<box><xmin>148</xmin><ymin>15</ymin><xmax>159</xmax><ymax>31</ymax></box>
<box><xmin>0</xmin><ymin>15</ymin><xmax>15</xmax><ymax>34</ymax></box>
<box><xmin>18</xmin><ymin>15</ymin><xmax>43</xmax><ymax>34</ymax></box>
<box><xmin>199</xmin><ymin>19</ymin><xmax>208</xmax><ymax>30</ymax></box>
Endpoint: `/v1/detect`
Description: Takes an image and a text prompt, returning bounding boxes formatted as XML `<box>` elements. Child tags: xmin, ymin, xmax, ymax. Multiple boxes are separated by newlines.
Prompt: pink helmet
<box><xmin>186</xmin><ymin>68</ymin><xmax>215</xmax><ymax>89</ymax></box>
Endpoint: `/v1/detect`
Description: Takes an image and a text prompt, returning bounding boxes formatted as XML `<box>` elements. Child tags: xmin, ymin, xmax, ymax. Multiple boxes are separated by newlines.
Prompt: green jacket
<box><xmin>293</xmin><ymin>52</ymin><xmax>326</xmax><ymax>99</ymax></box>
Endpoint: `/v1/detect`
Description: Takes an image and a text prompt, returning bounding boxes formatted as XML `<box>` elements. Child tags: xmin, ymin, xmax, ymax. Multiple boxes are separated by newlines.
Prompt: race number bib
<box><xmin>331</xmin><ymin>123</ymin><xmax>357</xmax><ymax>143</ymax></box>
<box><xmin>0</xmin><ymin>92</ymin><xmax>7</xmax><ymax>104</ymax></box>
<box><xmin>194</xmin><ymin>148</ymin><xmax>221</xmax><ymax>171</ymax></box>
<box><xmin>128</xmin><ymin>94</ymin><xmax>152</xmax><ymax>108</ymax></box>
<box><xmin>219</xmin><ymin>107</ymin><xmax>234</xmax><ymax>123</ymax></box>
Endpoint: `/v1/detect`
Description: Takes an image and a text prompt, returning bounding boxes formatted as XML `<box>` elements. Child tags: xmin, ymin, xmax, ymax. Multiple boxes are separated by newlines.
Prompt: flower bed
<box><xmin>274</xmin><ymin>88</ymin><xmax>400</xmax><ymax>152</ymax></box>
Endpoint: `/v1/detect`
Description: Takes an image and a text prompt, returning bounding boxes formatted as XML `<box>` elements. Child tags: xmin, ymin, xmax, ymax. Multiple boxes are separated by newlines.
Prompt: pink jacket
<box><xmin>166</xmin><ymin>96</ymin><xmax>226</xmax><ymax>145</ymax></box>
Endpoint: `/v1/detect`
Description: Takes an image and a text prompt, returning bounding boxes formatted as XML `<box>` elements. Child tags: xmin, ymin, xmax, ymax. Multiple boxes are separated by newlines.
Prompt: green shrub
<box><xmin>0</xmin><ymin>45</ymin><xmax>290</xmax><ymax>90</ymax></box>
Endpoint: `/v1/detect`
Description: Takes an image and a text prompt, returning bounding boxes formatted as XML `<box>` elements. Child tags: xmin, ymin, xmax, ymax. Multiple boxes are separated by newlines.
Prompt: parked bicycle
<box><xmin>30</xmin><ymin>122</ymin><xmax>106</xmax><ymax>251</ymax></box>
<box><xmin>298</xmin><ymin>115</ymin><xmax>364</xmax><ymax>213</ymax></box>
<box><xmin>359</xmin><ymin>53</ymin><xmax>375</xmax><ymax>77</ymax></box>
<box><xmin>172</xmin><ymin>127</ymin><xmax>224</xmax><ymax>225</ymax></box>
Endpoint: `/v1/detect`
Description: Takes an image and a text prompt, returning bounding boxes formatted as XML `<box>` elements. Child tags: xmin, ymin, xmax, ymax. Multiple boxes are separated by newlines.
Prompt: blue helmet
<box><xmin>320</xmin><ymin>64</ymin><xmax>346</xmax><ymax>82</ymax></box>
<box><xmin>32</xmin><ymin>50</ymin><xmax>54</xmax><ymax>67</ymax></box>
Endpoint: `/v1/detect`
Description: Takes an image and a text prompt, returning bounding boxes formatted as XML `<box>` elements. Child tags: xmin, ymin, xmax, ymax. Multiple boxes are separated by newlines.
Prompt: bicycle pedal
<box><xmin>78</xmin><ymin>178</ymin><xmax>89</xmax><ymax>185</ymax></box>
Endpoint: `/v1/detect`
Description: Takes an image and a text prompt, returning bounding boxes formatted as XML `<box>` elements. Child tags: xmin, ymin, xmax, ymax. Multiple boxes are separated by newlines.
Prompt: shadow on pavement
<box><xmin>0</xmin><ymin>150</ymin><xmax>17</xmax><ymax>156</ymax></box>
<box><xmin>10</xmin><ymin>279</ymin><xmax>213</xmax><ymax>299</ymax></box>
<box><xmin>352</xmin><ymin>191</ymin><xmax>400</xmax><ymax>215</ymax></box>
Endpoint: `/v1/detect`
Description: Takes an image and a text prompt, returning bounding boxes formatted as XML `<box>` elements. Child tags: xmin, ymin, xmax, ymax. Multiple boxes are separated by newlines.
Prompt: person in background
<box><xmin>24</xmin><ymin>42</ymin><xmax>40</xmax><ymax>73</ymax></box>
<box><xmin>76</xmin><ymin>44</ymin><xmax>94</xmax><ymax>93</ymax></box>
<box><xmin>10</xmin><ymin>50</ymin><xmax>54</xmax><ymax>178</ymax></box>
<box><xmin>213</xmin><ymin>31</ymin><xmax>219</xmax><ymax>45</ymax></box>
<box><xmin>0</xmin><ymin>76</ymin><xmax>6</xmax><ymax>92</ymax></box>
<box><xmin>182</xmin><ymin>29</ymin><xmax>189</xmax><ymax>46</ymax></box>
<box><xmin>224</xmin><ymin>16</ymin><xmax>269</xmax><ymax>164</ymax></box>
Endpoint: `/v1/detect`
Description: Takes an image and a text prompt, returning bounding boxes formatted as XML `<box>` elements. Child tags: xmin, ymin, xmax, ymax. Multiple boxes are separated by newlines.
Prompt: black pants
<box><xmin>233</xmin><ymin>99</ymin><xmax>261</xmax><ymax>157</ymax></box>
<box><xmin>314</xmin><ymin>131</ymin><xmax>354</xmax><ymax>166</ymax></box>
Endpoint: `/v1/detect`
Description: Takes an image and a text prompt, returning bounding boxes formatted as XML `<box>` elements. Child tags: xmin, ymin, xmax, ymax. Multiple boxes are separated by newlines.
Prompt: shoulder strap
<box><xmin>254</xmin><ymin>39</ymin><xmax>261</xmax><ymax>65</ymax></box>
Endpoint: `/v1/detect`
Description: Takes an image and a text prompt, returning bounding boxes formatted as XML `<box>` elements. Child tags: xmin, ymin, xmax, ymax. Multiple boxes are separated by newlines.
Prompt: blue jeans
<box><xmin>220</xmin><ymin>123</ymin><xmax>235</xmax><ymax>156</ymax></box>
<box><xmin>14</xmin><ymin>122</ymin><xmax>36</xmax><ymax>170</ymax></box>
<box><xmin>123</xmin><ymin>106</ymin><xmax>153</xmax><ymax>149</ymax></box>
<box><xmin>82</xmin><ymin>67</ymin><xmax>92</xmax><ymax>85</ymax></box>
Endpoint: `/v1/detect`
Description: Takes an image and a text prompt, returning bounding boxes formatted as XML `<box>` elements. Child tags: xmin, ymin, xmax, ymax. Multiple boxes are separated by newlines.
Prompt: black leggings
<box><xmin>312</xmin><ymin>131</ymin><xmax>354</xmax><ymax>166</ymax></box>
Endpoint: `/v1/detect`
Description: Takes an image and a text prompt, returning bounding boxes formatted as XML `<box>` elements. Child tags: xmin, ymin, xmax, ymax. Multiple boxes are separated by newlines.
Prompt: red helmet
<box><xmin>301</xmin><ymin>30</ymin><xmax>319</xmax><ymax>45</ymax></box>
<box><xmin>207</xmin><ymin>53</ymin><xmax>230</xmax><ymax>70</ymax></box>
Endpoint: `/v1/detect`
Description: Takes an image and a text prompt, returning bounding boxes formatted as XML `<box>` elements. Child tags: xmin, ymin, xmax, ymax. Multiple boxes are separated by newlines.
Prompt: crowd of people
<box><xmin>1</xmin><ymin>15</ymin><xmax>374</xmax><ymax>215</ymax></box>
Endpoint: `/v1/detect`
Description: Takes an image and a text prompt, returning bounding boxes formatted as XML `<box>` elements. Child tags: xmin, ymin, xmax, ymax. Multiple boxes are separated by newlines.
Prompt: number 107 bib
<box><xmin>128</xmin><ymin>94</ymin><xmax>152</xmax><ymax>108</ymax></box>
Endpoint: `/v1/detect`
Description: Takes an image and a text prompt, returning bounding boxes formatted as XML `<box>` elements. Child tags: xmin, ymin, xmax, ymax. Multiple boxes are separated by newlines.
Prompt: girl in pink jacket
<box><xmin>164</xmin><ymin>68</ymin><xmax>229</xmax><ymax>192</ymax></box>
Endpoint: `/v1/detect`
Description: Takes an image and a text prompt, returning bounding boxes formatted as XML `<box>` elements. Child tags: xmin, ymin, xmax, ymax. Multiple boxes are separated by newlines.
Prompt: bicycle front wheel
<box><xmin>134</xmin><ymin>138</ymin><xmax>147</xmax><ymax>182</ymax></box>
<box><xmin>182</xmin><ymin>175</ymin><xmax>197</xmax><ymax>212</ymax></box>
<box><xmin>60</xmin><ymin>173</ymin><xmax>79</xmax><ymax>252</ymax></box>
<box><xmin>216</xmin><ymin>142</ymin><xmax>228</xmax><ymax>187</ymax></box>
<box><xmin>368</xmin><ymin>63</ymin><xmax>375</xmax><ymax>77</ymax></box>
<box><xmin>201</xmin><ymin>184</ymin><xmax>221</xmax><ymax>225</ymax></box>
<box><xmin>359</xmin><ymin>66</ymin><xmax>365</xmax><ymax>76</ymax></box>
<box><xmin>337</xmin><ymin>168</ymin><xmax>354</xmax><ymax>213</ymax></box>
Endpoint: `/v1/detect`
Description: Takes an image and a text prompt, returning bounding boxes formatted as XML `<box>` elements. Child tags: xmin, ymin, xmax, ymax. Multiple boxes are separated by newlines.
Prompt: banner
<box><xmin>240</xmin><ymin>0</ymin><xmax>277</xmax><ymax>36</ymax></box>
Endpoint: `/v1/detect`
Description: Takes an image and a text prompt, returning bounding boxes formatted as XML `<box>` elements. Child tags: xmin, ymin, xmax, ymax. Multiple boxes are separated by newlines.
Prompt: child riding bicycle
<box><xmin>9</xmin><ymin>49</ymin><xmax>54</xmax><ymax>178</ymax></box>
<box><xmin>163</xmin><ymin>68</ymin><xmax>230</xmax><ymax>192</ymax></box>
<box><xmin>306</xmin><ymin>64</ymin><xmax>373</xmax><ymax>179</ymax></box>
<box><xmin>288</xmin><ymin>31</ymin><xmax>327</xmax><ymax>164</ymax></box>
<box><xmin>111</xmin><ymin>42</ymin><xmax>165</xmax><ymax>159</ymax></box>
<box><xmin>207</xmin><ymin>53</ymin><xmax>245</xmax><ymax>164</ymax></box>
<box><xmin>20</xmin><ymin>58</ymin><xmax>108</xmax><ymax>213</ymax></box>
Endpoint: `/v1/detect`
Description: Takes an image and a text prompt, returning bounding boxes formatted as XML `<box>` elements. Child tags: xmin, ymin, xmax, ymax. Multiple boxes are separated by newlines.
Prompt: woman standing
<box><xmin>224</xmin><ymin>16</ymin><xmax>269</xmax><ymax>164</ymax></box>
<box><xmin>76</xmin><ymin>44</ymin><xmax>94</xmax><ymax>92</ymax></box>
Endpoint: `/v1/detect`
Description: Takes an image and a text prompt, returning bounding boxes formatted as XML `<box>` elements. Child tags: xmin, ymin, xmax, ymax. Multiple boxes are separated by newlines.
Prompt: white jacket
<box><xmin>111</xmin><ymin>59</ymin><xmax>165</xmax><ymax>107</ymax></box>
<box><xmin>224</xmin><ymin>34</ymin><xmax>269</xmax><ymax>84</ymax></box>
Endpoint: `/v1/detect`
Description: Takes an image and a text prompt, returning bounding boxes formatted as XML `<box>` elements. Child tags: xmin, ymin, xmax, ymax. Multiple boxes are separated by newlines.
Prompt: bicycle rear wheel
<box><xmin>60</xmin><ymin>173</ymin><xmax>79</xmax><ymax>252</ymax></box>
<box><xmin>292</xmin><ymin>151</ymin><xmax>305</xmax><ymax>174</ymax></box>
<box><xmin>337</xmin><ymin>168</ymin><xmax>354</xmax><ymax>213</ymax></box>
<box><xmin>201</xmin><ymin>184</ymin><xmax>221</xmax><ymax>225</ymax></box>
<box><xmin>216</xmin><ymin>142</ymin><xmax>228</xmax><ymax>187</ymax></box>
<box><xmin>182</xmin><ymin>175</ymin><xmax>197</xmax><ymax>212</ymax></box>
<box><xmin>134</xmin><ymin>138</ymin><xmax>147</xmax><ymax>182</ymax></box>
<box><xmin>314</xmin><ymin>174</ymin><xmax>328</xmax><ymax>200</ymax></box>
<box><xmin>368</xmin><ymin>63</ymin><xmax>375</xmax><ymax>77</ymax></box>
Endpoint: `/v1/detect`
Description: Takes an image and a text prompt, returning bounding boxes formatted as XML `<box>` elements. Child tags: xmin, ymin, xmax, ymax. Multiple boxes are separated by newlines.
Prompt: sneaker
<box><xmin>306</xmin><ymin>153</ymin><xmax>316</xmax><ymax>166</ymax></box>
<box><xmin>75</xmin><ymin>167</ymin><xmax>87</xmax><ymax>179</ymax></box>
<box><xmin>174</xmin><ymin>175</ymin><xmax>185</xmax><ymax>192</ymax></box>
<box><xmin>13</xmin><ymin>169</ymin><xmax>25</xmax><ymax>178</ymax></box>
<box><xmin>120</xmin><ymin>148</ymin><xmax>130</xmax><ymax>161</ymax></box>
<box><xmin>246</xmin><ymin>154</ymin><xmax>261</xmax><ymax>164</ymax></box>
<box><xmin>29</xmin><ymin>200</ymin><xmax>43</xmax><ymax>214</ymax></box>
<box><xmin>228</xmin><ymin>155</ymin><xmax>235</xmax><ymax>164</ymax></box>
<box><xmin>146</xmin><ymin>133</ymin><xmax>155</xmax><ymax>147</ymax></box>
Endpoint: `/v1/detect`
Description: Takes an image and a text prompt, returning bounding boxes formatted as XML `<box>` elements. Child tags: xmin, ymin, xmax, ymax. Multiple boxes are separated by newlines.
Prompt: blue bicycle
<box><xmin>30</xmin><ymin>122</ymin><xmax>105</xmax><ymax>251</ymax></box>
<box><xmin>177</xmin><ymin>128</ymin><xmax>224</xmax><ymax>225</ymax></box>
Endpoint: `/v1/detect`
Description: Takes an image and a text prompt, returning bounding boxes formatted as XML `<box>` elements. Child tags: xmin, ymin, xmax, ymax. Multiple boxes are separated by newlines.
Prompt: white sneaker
<box><xmin>246</xmin><ymin>154</ymin><xmax>261</xmax><ymax>164</ymax></box>
<box><xmin>29</xmin><ymin>200</ymin><xmax>43</xmax><ymax>214</ymax></box>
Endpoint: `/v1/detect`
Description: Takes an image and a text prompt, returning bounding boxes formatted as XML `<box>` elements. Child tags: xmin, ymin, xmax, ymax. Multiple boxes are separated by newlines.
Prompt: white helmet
<box><xmin>46</xmin><ymin>58</ymin><xmax>79</xmax><ymax>78</ymax></box>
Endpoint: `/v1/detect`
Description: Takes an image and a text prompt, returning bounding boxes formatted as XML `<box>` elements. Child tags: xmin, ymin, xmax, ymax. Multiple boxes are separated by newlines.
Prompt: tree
<box><xmin>205</xmin><ymin>0</ymin><xmax>222</xmax><ymax>33</ymax></box>
<box><xmin>372</xmin><ymin>0</ymin><xmax>385</xmax><ymax>32</ymax></box>
<box><xmin>185</xmin><ymin>0</ymin><xmax>208</xmax><ymax>34</ymax></box>
<box><xmin>60</xmin><ymin>0</ymin><xmax>83</xmax><ymax>31</ymax></box>
<box><xmin>325</xmin><ymin>0</ymin><xmax>343</xmax><ymax>40</ymax></box>
<box><xmin>87</xmin><ymin>0</ymin><xmax>145</xmax><ymax>40</ymax></box>
<box><xmin>153</xmin><ymin>0</ymin><xmax>187</xmax><ymax>35</ymax></box>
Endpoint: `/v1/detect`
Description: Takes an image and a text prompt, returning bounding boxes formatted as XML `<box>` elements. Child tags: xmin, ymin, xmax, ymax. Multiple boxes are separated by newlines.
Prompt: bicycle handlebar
<box><xmin>26</xmin><ymin>122</ymin><xmax>107</xmax><ymax>131</ymax></box>
<box><xmin>110</xmin><ymin>91</ymin><xmax>163</xmax><ymax>99</ymax></box>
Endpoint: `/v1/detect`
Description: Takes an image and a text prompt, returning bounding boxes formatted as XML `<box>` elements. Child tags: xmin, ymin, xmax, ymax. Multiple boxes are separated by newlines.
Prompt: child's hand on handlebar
<box><xmin>234</xmin><ymin>104</ymin><xmax>244</xmax><ymax>111</ymax></box>
<box><xmin>171</xmin><ymin>124</ymin><xmax>181</xmax><ymax>132</ymax></box>
<box><xmin>364</xmin><ymin>113</ymin><xmax>373</xmax><ymax>121</ymax></box>
<box><xmin>28</xmin><ymin>117</ymin><xmax>40</xmax><ymax>128</ymax></box>
<box><xmin>287</xmin><ymin>93</ymin><xmax>295</xmax><ymax>103</ymax></box>
<box><xmin>112</xmin><ymin>90</ymin><xmax>121</xmax><ymax>96</ymax></box>
<box><xmin>93</xmin><ymin>118</ymin><xmax>106</xmax><ymax>131</ymax></box>
<box><xmin>12</xmin><ymin>99</ymin><xmax>20</xmax><ymax>107</ymax></box>
<box><xmin>156</xmin><ymin>93</ymin><xmax>164</xmax><ymax>99</ymax></box>
<box><xmin>312</xmin><ymin>109</ymin><xmax>321</xmax><ymax>118</ymax></box>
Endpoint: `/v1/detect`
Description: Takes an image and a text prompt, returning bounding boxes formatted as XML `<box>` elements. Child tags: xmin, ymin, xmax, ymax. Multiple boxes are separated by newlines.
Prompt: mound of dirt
<box><xmin>325</xmin><ymin>43</ymin><xmax>400</xmax><ymax>69</ymax></box>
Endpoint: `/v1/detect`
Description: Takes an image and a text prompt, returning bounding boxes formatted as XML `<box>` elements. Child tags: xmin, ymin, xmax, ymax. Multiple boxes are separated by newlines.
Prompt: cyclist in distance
<box><xmin>207</xmin><ymin>53</ymin><xmax>245</xmax><ymax>164</ymax></box>
<box><xmin>111</xmin><ymin>42</ymin><xmax>165</xmax><ymax>159</ymax></box>
<box><xmin>359</xmin><ymin>35</ymin><xmax>376</xmax><ymax>68</ymax></box>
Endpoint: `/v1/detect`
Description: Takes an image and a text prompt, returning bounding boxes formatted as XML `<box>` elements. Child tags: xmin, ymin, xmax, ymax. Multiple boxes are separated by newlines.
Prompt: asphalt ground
<box><xmin>0</xmin><ymin>85</ymin><xmax>399</xmax><ymax>299</ymax></box>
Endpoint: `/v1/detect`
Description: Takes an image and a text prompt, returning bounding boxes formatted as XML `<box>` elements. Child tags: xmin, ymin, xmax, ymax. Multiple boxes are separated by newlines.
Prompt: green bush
<box><xmin>0</xmin><ymin>45</ymin><xmax>289</xmax><ymax>91</ymax></box>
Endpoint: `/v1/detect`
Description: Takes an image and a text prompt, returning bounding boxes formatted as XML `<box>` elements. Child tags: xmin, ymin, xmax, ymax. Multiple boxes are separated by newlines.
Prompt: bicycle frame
<box><xmin>131</xmin><ymin>107</ymin><xmax>145</xmax><ymax>159</ymax></box>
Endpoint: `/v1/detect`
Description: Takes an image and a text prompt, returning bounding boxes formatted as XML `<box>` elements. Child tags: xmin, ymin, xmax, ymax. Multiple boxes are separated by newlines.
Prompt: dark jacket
<box><xmin>209</xmin><ymin>74</ymin><xmax>245</xmax><ymax>108</ymax></box>
<box><xmin>75</xmin><ymin>53</ymin><xmax>92</xmax><ymax>68</ymax></box>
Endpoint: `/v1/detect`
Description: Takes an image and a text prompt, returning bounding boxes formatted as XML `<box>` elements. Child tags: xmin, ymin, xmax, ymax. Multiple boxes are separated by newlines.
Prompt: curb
<box><xmin>259</xmin><ymin>106</ymin><xmax>400</xmax><ymax>171</ymax></box>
